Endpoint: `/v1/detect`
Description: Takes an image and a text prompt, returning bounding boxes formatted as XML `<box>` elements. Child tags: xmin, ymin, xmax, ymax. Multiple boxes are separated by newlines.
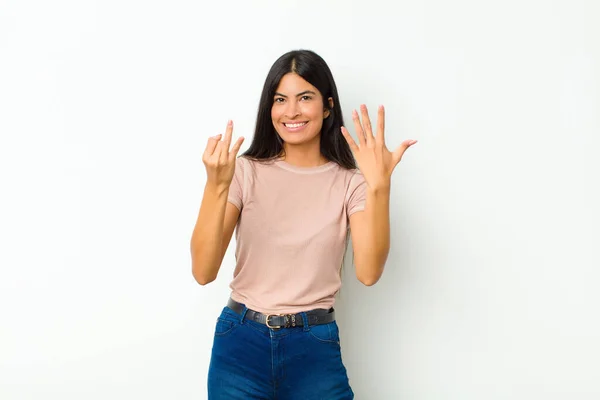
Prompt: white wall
<box><xmin>1</xmin><ymin>0</ymin><xmax>598</xmax><ymax>398</ymax></box>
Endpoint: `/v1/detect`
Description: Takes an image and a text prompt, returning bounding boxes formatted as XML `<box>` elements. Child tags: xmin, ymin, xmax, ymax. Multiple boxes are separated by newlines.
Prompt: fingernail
<box><xmin>228</xmin><ymin>120</ymin><xmax>232</xmax><ymax>126</ymax></box>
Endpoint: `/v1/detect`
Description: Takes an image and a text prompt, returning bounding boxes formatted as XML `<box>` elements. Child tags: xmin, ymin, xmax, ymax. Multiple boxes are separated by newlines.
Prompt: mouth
<box><xmin>282</xmin><ymin>121</ymin><xmax>308</xmax><ymax>132</ymax></box>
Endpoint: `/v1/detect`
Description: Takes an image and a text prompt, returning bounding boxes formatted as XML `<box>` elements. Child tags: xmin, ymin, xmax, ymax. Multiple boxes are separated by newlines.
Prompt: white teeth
<box><xmin>284</xmin><ymin>122</ymin><xmax>307</xmax><ymax>128</ymax></box>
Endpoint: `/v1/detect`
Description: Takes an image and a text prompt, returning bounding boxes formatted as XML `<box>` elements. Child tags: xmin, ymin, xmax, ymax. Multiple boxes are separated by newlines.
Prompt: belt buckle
<box><xmin>265</xmin><ymin>313</ymin><xmax>297</xmax><ymax>329</ymax></box>
<box><xmin>265</xmin><ymin>314</ymin><xmax>283</xmax><ymax>329</ymax></box>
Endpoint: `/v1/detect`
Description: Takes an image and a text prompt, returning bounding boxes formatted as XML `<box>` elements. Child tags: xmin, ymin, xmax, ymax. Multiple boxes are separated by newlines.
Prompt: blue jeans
<box><xmin>207</xmin><ymin>305</ymin><xmax>354</xmax><ymax>399</ymax></box>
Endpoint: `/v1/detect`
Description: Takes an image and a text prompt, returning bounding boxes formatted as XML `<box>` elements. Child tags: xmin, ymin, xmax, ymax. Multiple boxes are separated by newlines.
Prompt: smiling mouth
<box><xmin>284</xmin><ymin>122</ymin><xmax>308</xmax><ymax>128</ymax></box>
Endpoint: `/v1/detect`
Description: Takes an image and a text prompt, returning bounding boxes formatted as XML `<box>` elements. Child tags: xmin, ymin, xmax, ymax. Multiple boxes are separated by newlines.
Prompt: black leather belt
<box><xmin>226</xmin><ymin>298</ymin><xmax>335</xmax><ymax>329</ymax></box>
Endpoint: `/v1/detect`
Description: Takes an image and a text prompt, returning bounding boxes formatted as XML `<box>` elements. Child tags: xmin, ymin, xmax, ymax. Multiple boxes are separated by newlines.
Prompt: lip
<box><xmin>282</xmin><ymin>121</ymin><xmax>308</xmax><ymax>132</ymax></box>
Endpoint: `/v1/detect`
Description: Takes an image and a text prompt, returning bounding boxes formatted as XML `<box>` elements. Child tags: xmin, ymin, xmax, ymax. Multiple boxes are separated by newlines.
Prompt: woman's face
<box><xmin>271</xmin><ymin>73</ymin><xmax>332</xmax><ymax>146</ymax></box>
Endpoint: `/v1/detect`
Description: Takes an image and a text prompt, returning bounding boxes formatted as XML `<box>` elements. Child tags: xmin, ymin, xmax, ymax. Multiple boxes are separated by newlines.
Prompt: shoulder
<box><xmin>335</xmin><ymin>165</ymin><xmax>365</xmax><ymax>186</ymax></box>
<box><xmin>236</xmin><ymin>156</ymin><xmax>276</xmax><ymax>168</ymax></box>
<box><xmin>234</xmin><ymin>156</ymin><xmax>277</xmax><ymax>182</ymax></box>
<box><xmin>235</xmin><ymin>156</ymin><xmax>264</xmax><ymax>172</ymax></box>
<box><xmin>350</xmin><ymin>168</ymin><xmax>365</xmax><ymax>183</ymax></box>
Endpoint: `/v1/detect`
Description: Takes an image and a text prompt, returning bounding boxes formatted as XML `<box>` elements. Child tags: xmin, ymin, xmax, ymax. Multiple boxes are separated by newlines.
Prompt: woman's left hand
<box><xmin>341</xmin><ymin>104</ymin><xmax>417</xmax><ymax>191</ymax></box>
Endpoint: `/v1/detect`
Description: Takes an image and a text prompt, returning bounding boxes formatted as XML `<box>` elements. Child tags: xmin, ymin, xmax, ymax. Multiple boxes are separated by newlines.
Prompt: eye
<box><xmin>274</xmin><ymin>97</ymin><xmax>285</xmax><ymax>103</ymax></box>
<box><xmin>300</xmin><ymin>95</ymin><xmax>312</xmax><ymax>101</ymax></box>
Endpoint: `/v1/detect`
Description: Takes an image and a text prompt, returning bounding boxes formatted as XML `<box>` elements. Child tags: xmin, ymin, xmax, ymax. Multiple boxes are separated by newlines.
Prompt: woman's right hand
<box><xmin>202</xmin><ymin>120</ymin><xmax>245</xmax><ymax>189</ymax></box>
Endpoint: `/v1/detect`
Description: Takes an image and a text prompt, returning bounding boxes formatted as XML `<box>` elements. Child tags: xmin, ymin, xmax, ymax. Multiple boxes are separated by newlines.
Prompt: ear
<box><xmin>324</xmin><ymin>97</ymin><xmax>334</xmax><ymax>119</ymax></box>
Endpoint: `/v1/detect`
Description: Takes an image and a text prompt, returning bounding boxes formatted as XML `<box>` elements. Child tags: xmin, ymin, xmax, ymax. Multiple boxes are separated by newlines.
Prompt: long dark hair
<box><xmin>241</xmin><ymin>49</ymin><xmax>357</xmax><ymax>170</ymax></box>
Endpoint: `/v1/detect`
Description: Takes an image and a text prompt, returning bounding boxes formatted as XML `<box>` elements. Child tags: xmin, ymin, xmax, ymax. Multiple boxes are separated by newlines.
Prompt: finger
<box><xmin>228</xmin><ymin>136</ymin><xmax>245</xmax><ymax>161</ymax></box>
<box><xmin>352</xmin><ymin>109</ymin><xmax>366</xmax><ymax>147</ymax></box>
<box><xmin>203</xmin><ymin>134</ymin><xmax>222</xmax><ymax>158</ymax></box>
<box><xmin>376</xmin><ymin>105</ymin><xmax>385</xmax><ymax>145</ymax></box>
<box><xmin>214</xmin><ymin>140</ymin><xmax>226</xmax><ymax>162</ymax></box>
<box><xmin>223</xmin><ymin>120</ymin><xmax>233</xmax><ymax>149</ymax></box>
<box><xmin>220</xmin><ymin>120</ymin><xmax>233</xmax><ymax>163</ymax></box>
<box><xmin>392</xmin><ymin>139</ymin><xmax>418</xmax><ymax>165</ymax></box>
<box><xmin>341</xmin><ymin>126</ymin><xmax>359</xmax><ymax>153</ymax></box>
<box><xmin>360</xmin><ymin>104</ymin><xmax>375</xmax><ymax>147</ymax></box>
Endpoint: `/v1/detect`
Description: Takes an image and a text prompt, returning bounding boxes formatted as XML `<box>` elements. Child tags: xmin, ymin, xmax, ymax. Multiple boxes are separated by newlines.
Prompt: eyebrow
<box><xmin>274</xmin><ymin>90</ymin><xmax>317</xmax><ymax>98</ymax></box>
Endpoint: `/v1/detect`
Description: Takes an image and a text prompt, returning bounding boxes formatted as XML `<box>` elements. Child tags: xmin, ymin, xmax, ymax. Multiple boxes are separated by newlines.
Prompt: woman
<box><xmin>190</xmin><ymin>49</ymin><xmax>416</xmax><ymax>399</ymax></box>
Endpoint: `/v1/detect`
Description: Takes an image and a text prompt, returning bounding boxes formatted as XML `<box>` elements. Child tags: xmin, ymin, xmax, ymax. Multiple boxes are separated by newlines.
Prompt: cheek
<box><xmin>303</xmin><ymin>104</ymin><xmax>324</xmax><ymax>120</ymax></box>
<box><xmin>312</xmin><ymin>120</ymin><xmax>324</xmax><ymax>134</ymax></box>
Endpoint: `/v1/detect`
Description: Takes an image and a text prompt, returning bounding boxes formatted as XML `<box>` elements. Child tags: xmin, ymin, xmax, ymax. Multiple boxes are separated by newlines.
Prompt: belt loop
<box><xmin>240</xmin><ymin>305</ymin><xmax>248</xmax><ymax>324</ymax></box>
<box><xmin>300</xmin><ymin>312</ymin><xmax>310</xmax><ymax>331</ymax></box>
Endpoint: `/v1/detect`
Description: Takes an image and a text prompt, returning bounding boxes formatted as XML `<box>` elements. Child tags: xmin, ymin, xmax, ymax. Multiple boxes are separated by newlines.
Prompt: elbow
<box><xmin>356</xmin><ymin>268</ymin><xmax>381</xmax><ymax>286</ymax></box>
<box><xmin>194</xmin><ymin>275</ymin><xmax>215</xmax><ymax>286</ymax></box>
<box><xmin>190</xmin><ymin>247</ymin><xmax>219</xmax><ymax>286</ymax></box>
<box><xmin>192</xmin><ymin>266</ymin><xmax>216</xmax><ymax>286</ymax></box>
<box><xmin>353</xmin><ymin>247</ymin><xmax>388</xmax><ymax>287</ymax></box>
<box><xmin>193</xmin><ymin>274</ymin><xmax>216</xmax><ymax>286</ymax></box>
<box><xmin>355</xmin><ymin>260</ymin><xmax>384</xmax><ymax>286</ymax></box>
<box><xmin>357</xmin><ymin>275</ymin><xmax>380</xmax><ymax>286</ymax></box>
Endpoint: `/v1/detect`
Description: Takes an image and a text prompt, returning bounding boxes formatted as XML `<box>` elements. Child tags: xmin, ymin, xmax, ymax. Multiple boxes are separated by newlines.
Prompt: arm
<box><xmin>190</xmin><ymin>120</ymin><xmax>244</xmax><ymax>285</ymax></box>
<box><xmin>190</xmin><ymin>184</ymin><xmax>240</xmax><ymax>285</ymax></box>
<box><xmin>341</xmin><ymin>104</ymin><xmax>417</xmax><ymax>286</ymax></box>
<box><xmin>349</xmin><ymin>186</ymin><xmax>391</xmax><ymax>286</ymax></box>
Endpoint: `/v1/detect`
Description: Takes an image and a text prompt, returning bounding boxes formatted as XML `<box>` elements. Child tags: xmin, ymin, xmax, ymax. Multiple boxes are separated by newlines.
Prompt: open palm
<box><xmin>341</xmin><ymin>105</ymin><xmax>417</xmax><ymax>190</ymax></box>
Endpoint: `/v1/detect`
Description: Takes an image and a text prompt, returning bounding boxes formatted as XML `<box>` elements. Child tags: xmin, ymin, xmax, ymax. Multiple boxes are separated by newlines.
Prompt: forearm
<box><xmin>355</xmin><ymin>186</ymin><xmax>391</xmax><ymax>285</ymax></box>
<box><xmin>190</xmin><ymin>182</ymin><xmax>229</xmax><ymax>284</ymax></box>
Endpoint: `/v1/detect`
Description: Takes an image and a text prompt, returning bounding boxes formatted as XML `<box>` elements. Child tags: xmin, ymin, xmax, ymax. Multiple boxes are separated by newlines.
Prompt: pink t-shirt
<box><xmin>226</xmin><ymin>156</ymin><xmax>367</xmax><ymax>314</ymax></box>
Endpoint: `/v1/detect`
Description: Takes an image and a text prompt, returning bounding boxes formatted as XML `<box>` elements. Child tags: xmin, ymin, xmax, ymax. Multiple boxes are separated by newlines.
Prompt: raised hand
<box><xmin>341</xmin><ymin>105</ymin><xmax>417</xmax><ymax>190</ymax></box>
<box><xmin>202</xmin><ymin>120</ymin><xmax>245</xmax><ymax>189</ymax></box>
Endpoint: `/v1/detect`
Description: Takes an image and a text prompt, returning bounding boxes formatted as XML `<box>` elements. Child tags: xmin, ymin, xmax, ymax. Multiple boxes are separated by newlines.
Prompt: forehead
<box><xmin>275</xmin><ymin>73</ymin><xmax>320</xmax><ymax>94</ymax></box>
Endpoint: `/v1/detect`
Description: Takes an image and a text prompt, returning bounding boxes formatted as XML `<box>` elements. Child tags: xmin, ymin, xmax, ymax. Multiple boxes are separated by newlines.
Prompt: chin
<box><xmin>278</xmin><ymin>134</ymin><xmax>315</xmax><ymax>146</ymax></box>
<box><xmin>276</xmin><ymin>128</ymin><xmax>320</xmax><ymax>145</ymax></box>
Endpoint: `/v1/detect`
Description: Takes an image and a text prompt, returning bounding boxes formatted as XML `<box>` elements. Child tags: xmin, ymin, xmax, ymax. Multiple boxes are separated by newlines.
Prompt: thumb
<box><xmin>392</xmin><ymin>140</ymin><xmax>417</xmax><ymax>165</ymax></box>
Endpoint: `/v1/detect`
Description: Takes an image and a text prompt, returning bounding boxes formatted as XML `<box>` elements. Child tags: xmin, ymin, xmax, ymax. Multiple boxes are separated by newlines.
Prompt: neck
<box><xmin>280</xmin><ymin>142</ymin><xmax>328</xmax><ymax>167</ymax></box>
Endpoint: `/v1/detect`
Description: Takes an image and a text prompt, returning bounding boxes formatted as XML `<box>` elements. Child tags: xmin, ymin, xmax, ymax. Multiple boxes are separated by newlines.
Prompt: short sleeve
<box><xmin>346</xmin><ymin>171</ymin><xmax>367</xmax><ymax>217</ymax></box>
<box><xmin>227</xmin><ymin>157</ymin><xmax>245</xmax><ymax>210</ymax></box>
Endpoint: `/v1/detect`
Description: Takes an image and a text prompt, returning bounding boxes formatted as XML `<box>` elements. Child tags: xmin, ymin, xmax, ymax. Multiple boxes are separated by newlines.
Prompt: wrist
<box><xmin>205</xmin><ymin>180</ymin><xmax>230</xmax><ymax>196</ymax></box>
<box><xmin>367</xmin><ymin>183</ymin><xmax>391</xmax><ymax>196</ymax></box>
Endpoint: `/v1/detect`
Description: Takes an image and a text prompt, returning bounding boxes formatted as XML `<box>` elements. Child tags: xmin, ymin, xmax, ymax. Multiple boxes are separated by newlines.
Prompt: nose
<box><xmin>284</xmin><ymin>100</ymin><xmax>300</xmax><ymax>119</ymax></box>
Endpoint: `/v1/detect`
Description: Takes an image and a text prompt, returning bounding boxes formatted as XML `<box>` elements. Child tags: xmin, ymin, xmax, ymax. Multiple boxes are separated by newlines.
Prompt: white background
<box><xmin>1</xmin><ymin>0</ymin><xmax>599</xmax><ymax>398</ymax></box>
